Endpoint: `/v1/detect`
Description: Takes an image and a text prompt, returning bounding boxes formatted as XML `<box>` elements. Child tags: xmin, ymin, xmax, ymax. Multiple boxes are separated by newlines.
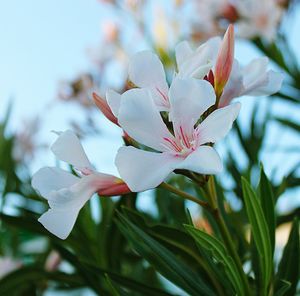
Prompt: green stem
<box><xmin>160</xmin><ymin>182</ymin><xmax>212</xmax><ymax>212</ymax></box>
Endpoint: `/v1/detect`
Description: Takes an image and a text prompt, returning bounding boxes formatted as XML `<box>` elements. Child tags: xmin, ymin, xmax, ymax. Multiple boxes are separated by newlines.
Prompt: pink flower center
<box><xmin>162</xmin><ymin>124</ymin><xmax>199</xmax><ymax>157</ymax></box>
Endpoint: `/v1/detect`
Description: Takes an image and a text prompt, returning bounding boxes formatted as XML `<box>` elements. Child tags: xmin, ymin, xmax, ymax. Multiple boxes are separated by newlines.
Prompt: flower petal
<box><xmin>177</xmin><ymin>37</ymin><xmax>221</xmax><ymax>78</ymax></box>
<box><xmin>219</xmin><ymin>60</ymin><xmax>244</xmax><ymax>107</ymax></box>
<box><xmin>128</xmin><ymin>51</ymin><xmax>169</xmax><ymax>109</ymax></box>
<box><xmin>106</xmin><ymin>89</ymin><xmax>122</xmax><ymax>117</ymax></box>
<box><xmin>242</xmin><ymin>70</ymin><xmax>283</xmax><ymax>96</ymax></box>
<box><xmin>38</xmin><ymin>172</ymin><xmax>116</xmax><ymax>239</ymax></box>
<box><xmin>31</xmin><ymin>167</ymin><xmax>79</xmax><ymax>200</ymax></box>
<box><xmin>129</xmin><ymin>51</ymin><xmax>167</xmax><ymax>89</ymax></box>
<box><xmin>38</xmin><ymin>207</ymin><xmax>80</xmax><ymax>239</ymax></box>
<box><xmin>93</xmin><ymin>92</ymin><xmax>118</xmax><ymax>125</ymax></box>
<box><xmin>115</xmin><ymin>146</ymin><xmax>179</xmax><ymax>192</ymax></box>
<box><xmin>169</xmin><ymin>78</ymin><xmax>216</xmax><ymax>127</ymax></box>
<box><xmin>118</xmin><ymin>88</ymin><xmax>172</xmax><ymax>151</ymax></box>
<box><xmin>242</xmin><ymin>57</ymin><xmax>268</xmax><ymax>87</ymax></box>
<box><xmin>197</xmin><ymin>103</ymin><xmax>240</xmax><ymax>145</ymax></box>
<box><xmin>175</xmin><ymin>41</ymin><xmax>193</xmax><ymax>68</ymax></box>
<box><xmin>51</xmin><ymin>130</ymin><xmax>93</xmax><ymax>171</ymax></box>
<box><xmin>176</xmin><ymin>146</ymin><xmax>223</xmax><ymax>175</ymax></box>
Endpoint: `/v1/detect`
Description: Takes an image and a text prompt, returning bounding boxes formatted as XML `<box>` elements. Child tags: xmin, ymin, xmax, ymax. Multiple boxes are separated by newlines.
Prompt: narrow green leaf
<box><xmin>56</xmin><ymin>244</ymin><xmax>174</xmax><ymax>296</ymax></box>
<box><xmin>121</xmin><ymin>207</ymin><xmax>228</xmax><ymax>295</ymax></box>
<box><xmin>0</xmin><ymin>266</ymin><xmax>84</xmax><ymax>294</ymax></box>
<box><xmin>274</xmin><ymin>280</ymin><xmax>291</xmax><ymax>296</ymax></box>
<box><xmin>276</xmin><ymin>118</ymin><xmax>300</xmax><ymax>133</ymax></box>
<box><xmin>116</xmin><ymin>213</ymin><xmax>214</xmax><ymax>296</ymax></box>
<box><xmin>105</xmin><ymin>274</ymin><xmax>121</xmax><ymax>296</ymax></box>
<box><xmin>258</xmin><ymin>166</ymin><xmax>276</xmax><ymax>254</ymax></box>
<box><xmin>275</xmin><ymin>218</ymin><xmax>299</xmax><ymax>296</ymax></box>
<box><xmin>242</xmin><ymin>177</ymin><xmax>273</xmax><ymax>294</ymax></box>
<box><xmin>185</xmin><ymin>225</ymin><xmax>244</xmax><ymax>296</ymax></box>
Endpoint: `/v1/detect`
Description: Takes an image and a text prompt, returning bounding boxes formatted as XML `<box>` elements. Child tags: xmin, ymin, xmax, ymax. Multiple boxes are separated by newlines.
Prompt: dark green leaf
<box><xmin>275</xmin><ymin>218</ymin><xmax>299</xmax><ymax>296</ymax></box>
<box><xmin>185</xmin><ymin>225</ymin><xmax>244</xmax><ymax>295</ymax></box>
<box><xmin>275</xmin><ymin>118</ymin><xmax>300</xmax><ymax>134</ymax></box>
<box><xmin>56</xmin><ymin>244</ymin><xmax>174</xmax><ymax>296</ymax></box>
<box><xmin>116</xmin><ymin>212</ymin><xmax>214</xmax><ymax>296</ymax></box>
<box><xmin>274</xmin><ymin>280</ymin><xmax>291</xmax><ymax>296</ymax></box>
<box><xmin>258</xmin><ymin>166</ymin><xmax>276</xmax><ymax>254</ymax></box>
<box><xmin>242</xmin><ymin>177</ymin><xmax>273</xmax><ymax>293</ymax></box>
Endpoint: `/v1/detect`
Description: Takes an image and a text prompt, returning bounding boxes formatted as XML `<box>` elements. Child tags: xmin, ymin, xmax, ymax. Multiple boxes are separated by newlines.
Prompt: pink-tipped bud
<box><xmin>93</xmin><ymin>92</ymin><xmax>119</xmax><ymax>126</ymax></box>
<box><xmin>97</xmin><ymin>175</ymin><xmax>131</xmax><ymax>196</ymax></box>
<box><xmin>45</xmin><ymin>251</ymin><xmax>61</xmax><ymax>272</ymax></box>
<box><xmin>214</xmin><ymin>24</ymin><xmax>235</xmax><ymax>99</ymax></box>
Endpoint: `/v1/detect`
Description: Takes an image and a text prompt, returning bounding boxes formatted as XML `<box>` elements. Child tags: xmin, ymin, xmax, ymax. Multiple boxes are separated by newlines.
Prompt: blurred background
<box><xmin>0</xmin><ymin>0</ymin><xmax>299</xmax><ymax>294</ymax></box>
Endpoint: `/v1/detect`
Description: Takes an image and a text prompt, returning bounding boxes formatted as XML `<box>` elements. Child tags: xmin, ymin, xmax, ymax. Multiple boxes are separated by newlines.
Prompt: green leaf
<box><xmin>274</xmin><ymin>280</ymin><xmax>291</xmax><ymax>296</ymax></box>
<box><xmin>185</xmin><ymin>225</ymin><xmax>244</xmax><ymax>295</ymax></box>
<box><xmin>242</xmin><ymin>177</ymin><xmax>273</xmax><ymax>294</ymax></box>
<box><xmin>116</xmin><ymin>212</ymin><xmax>214</xmax><ymax>296</ymax></box>
<box><xmin>258</xmin><ymin>166</ymin><xmax>276</xmax><ymax>254</ymax></box>
<box><xmin>0</xmin><ymin>266</ymin><xmax>84</xmax><ymax>295</ymax></box>
<box><xmin>56</xmin><ymin>244</ymin><xmax>174</xmax><ymax>296</ymax></box>
<box><xmin>275</xmin><ymin>118</ymin><xmax>300</xmax><ymax>134</ymax></box>
<box><xmin>121</xmin><ymin>207</ymin><xmax>228</xmax><ymax>295</ymax></box>
<box><xmin>275</xmin><ymin>218</ymin><xmax>299</xmax><ymax>296</ymax></box>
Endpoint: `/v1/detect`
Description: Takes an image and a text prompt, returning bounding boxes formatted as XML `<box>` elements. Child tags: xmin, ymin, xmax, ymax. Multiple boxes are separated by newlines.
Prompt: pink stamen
<box><xmin>179</xmin><ymin>126</ymin><xmax>190</xmax><ymax>148</ymax></box>
<box><xmin>163</xmin><ymin>137</ymin><xmax>181</xmax><ymax>152</ymax></box>
<box><xmin>156</xmin><ymin>87</ymin><xmax>169</xmax><ymax>103</ymax></box>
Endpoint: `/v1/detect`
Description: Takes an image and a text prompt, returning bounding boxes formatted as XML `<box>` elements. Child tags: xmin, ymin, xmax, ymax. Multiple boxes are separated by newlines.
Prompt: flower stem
<box><xmin>160</xmin><ymin>182</ymin><xmax>212</xmax><ymax>212</ymax></box>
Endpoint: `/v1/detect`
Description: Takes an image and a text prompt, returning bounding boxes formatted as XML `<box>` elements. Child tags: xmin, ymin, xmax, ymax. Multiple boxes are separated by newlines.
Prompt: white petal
<box><xmin>242</xmin><ymin>58</ymin><xmax>269</xmax><ymax>87</ymax></box>
<box><xmin>47</xmin><ymin>173</ymin><xmax>104</xmax><ymax>209</ymax></box>
<box><xmin>106</xmin><ymin>89</ymin><xmax>121</xmax><ymax>117</ymax></box>
<box><xmin>38</xmin><ymin>173</ymin><xmax>107</xmax><ymax>239</ymax></box>
<box><xmin>51</xmin><ymin>130</ymin><xmax>92</xmax><ymax>170</ymax></box>
<box><xmin>115</xmin><ymin>146</ymin><xmax>180</xmax><ymax>192</ymax></box>
<box><xmin>242</xmin><ymin>70</ymin><xmax>283</xmax><ymax>96</ymax></box>
<box><xmin>175</xmin><ymin>41</ymin><xmax>193</xmax><ymax>68</ymax></box>
<box><xmin>176</xmin><ymin>146</ymin><xmax>223</xmax><ymax>175</ymax></box>
<box><xmin>31</xmin><ymin>167</ymin><xmax>79</xmax><ymax>200</ymax></box>
<box><xmin>220</xmin><ymin>60</ymin><xmax>244</xmax><ymax>107</ymax></box>
<box><xmin>177</xmin><ymin>37</ymin><xmax>221</xmax><ymax>78</ymax></box>
<box><xmin>128</xmin><ymin>50</ymin><xmax>169</xmax><ymax>104</ymax></box>
<box><xmin>197</xmin><ymin>103</ymin><xmax>240</xmax><ymax>145</ymax></box>
<box><xmin>169</xmin><ymin>78</ymin><xmax>216</xmax><ymax>127</ymax></box>
<box><xmin>118</xmin><ymin>88</ymin><xmax>172</xmax><ymax>151</ymax></box>
<box><xmin>38</xmin><ymin>208</ymin><xmax>80</xmax><ymax>239</ymax></box>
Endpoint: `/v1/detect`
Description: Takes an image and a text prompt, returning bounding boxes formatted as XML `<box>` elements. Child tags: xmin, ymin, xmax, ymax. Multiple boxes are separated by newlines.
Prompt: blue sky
<box><xmin>0</xmin><ymin>1</ymin><xmax>299</xmax><ymax>213</ymax></box>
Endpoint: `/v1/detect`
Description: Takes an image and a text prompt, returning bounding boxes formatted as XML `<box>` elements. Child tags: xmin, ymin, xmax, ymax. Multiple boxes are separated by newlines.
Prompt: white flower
<box><xmin>127</xmin><ymin>36</ymin><xmax>221</xmax><ymax>112</ymax></box>
<box><xmin>32</xmin><ymin>130</ymin><xmax>130</xmax><ymax>239</ymax></box>
<box><xmin>175</xmin><ymin>31</ymin><xmax>283</xmax><ymax>107</ymax></box>
<box><xmin>115</xmin><ymin>78</ymin><xmax>240</xmax><ymax>192</ymax></box>
<box><xmin>235</xmin><ymin>0</ymin><xmax>283</xmax><ymax>41</ymax></box>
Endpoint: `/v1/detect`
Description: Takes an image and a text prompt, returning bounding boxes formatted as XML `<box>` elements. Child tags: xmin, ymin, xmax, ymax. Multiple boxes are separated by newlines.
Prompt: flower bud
<box><xmin>214</xmin><ymin>24</ymin><xmax>234</xmax><ymax>99</ymax></box>
<box><xmin>97</xmin><ymin>176</ymin><xmax>131</xmax><ymax>196</ymax></box>
<box><xmin>93</xmin><ymin>92</ymin><xmax>119</xmax><ymax>125</ymax></box>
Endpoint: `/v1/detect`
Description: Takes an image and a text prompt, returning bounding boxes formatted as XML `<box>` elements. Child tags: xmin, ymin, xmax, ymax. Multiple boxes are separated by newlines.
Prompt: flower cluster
<box><xmin>32</xmin><ymin>25</ymin><xmax>283</xmax><ymax>239</ymax></box>
<box><xmin>190</xmin><ymin>0</ymin><xmax>286</xmax><ymax>41</ymax></box>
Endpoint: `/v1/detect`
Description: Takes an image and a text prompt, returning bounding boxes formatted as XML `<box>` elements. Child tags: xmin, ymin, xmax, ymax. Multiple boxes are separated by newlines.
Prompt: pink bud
<box><xmin>93</xmin><ymin>92</ymin><xmax>119</xmax><ymax>126</ymax></box>
<box><xmin>97</xmin><ymin>176</ymin><xmax>131</xmax><ymax>196</ymax></box>
<box><xmin>214</xmin><ymin>24</ymin><xmax>234</xmax><ymax>99</ymax></box>
<box><xmin>45</xmin><ymin>251</ymin><xmax>61</xmax><ymax>272</ymax></box>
